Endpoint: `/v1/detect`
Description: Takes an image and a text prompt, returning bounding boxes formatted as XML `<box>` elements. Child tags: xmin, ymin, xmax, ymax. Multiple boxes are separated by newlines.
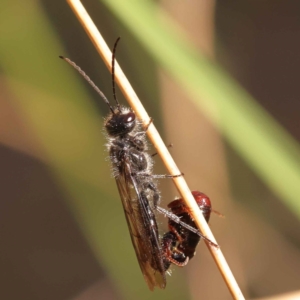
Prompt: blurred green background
<box><xmin>1</xmin><ymin>0</ymin><xmax>300</xmax><ymax>299</ymax></box>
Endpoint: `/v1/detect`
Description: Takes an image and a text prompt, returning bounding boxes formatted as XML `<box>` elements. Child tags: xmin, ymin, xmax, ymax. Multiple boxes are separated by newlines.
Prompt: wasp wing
<box><xmin>115</xmin><ymin>161</ymin><xmax>166</xmax><ymax>290</ymax></box>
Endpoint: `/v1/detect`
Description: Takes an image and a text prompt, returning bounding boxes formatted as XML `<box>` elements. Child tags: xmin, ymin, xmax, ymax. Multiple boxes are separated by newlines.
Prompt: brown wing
<box><xmin>115</xmin><ymin>161</ymin><xmax>166</xmax><ymax>290</ymax></box>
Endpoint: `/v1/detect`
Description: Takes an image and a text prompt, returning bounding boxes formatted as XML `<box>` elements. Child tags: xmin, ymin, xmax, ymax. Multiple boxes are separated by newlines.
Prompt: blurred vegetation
<box><xmin>1</xmin><ymin>0</ymin><xmax>300</xmax><ymax>300</ymax></box>
<box><xmin>104</xmin><ymin>0</ymin><xmax>300</xmax><ymax>219</ymax></box>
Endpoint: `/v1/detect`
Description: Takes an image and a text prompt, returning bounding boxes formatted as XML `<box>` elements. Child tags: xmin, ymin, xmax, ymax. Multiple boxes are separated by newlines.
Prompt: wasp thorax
<box><xmin>130</xmin><ymin>149</ymin><xmax>148</xmax><ymax>171</ymax></box>
<box><xmin>105</xmin><ymin>111</ymin><xmax>136</xmax><ymax>136</ymax></box>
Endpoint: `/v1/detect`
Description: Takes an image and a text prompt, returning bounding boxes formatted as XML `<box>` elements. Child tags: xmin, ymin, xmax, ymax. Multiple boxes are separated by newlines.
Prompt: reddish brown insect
<box><xmin>161</xmin><ymin>191</ymin><xmax>212</xmax><ymax>270</ymax></box>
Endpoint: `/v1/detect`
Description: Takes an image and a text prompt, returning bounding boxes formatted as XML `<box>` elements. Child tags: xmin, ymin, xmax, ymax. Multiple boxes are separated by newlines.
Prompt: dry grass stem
<box><xmin>66</xmin><ymin>0</ymin><xmax>245</xmax><ymax>299</ymax></box>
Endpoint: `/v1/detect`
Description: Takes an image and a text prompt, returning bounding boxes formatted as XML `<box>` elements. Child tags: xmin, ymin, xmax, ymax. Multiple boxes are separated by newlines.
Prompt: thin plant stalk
<box><xmin>66</xmin><ymin>0</ymin><xmax>245</xmax><ymax>299</ymax></box>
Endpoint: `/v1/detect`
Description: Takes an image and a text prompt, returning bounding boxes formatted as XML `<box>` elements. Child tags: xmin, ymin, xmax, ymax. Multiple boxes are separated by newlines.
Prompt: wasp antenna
<box><xmin>112</xmin><ymin>37</ymin><xmax>121</xmax><ymax>112</ymax></box>
<box><xmin>59</xmin><ymin>56</ymin><xmax>115</xmax><ymax>114</ymax></box>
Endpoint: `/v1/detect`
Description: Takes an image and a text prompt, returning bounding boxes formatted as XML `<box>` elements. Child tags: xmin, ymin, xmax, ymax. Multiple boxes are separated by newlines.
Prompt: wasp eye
<box><xmin>125</xmin><ymin>112</ymin><xmax>135</xmax><ymax>123</ymax></box>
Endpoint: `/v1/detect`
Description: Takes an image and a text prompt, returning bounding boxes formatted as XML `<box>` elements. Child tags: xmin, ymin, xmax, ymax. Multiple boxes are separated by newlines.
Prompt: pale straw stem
<box><xmin>66</xmin><ymin>1</ymin><xmax>245</xmax><ymax>299</ymax></box>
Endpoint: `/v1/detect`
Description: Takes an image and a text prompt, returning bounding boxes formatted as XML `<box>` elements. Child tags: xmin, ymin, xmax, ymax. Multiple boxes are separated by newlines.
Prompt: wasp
<box><xmin>60</xmin><ymin>38</ymin><xmax>179</xmax><ymax>290</ymax></box>
<box><xmin>60</xmin><ymin>39</ymin><xmax>217</xmax><ymax>290</ymax></box>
